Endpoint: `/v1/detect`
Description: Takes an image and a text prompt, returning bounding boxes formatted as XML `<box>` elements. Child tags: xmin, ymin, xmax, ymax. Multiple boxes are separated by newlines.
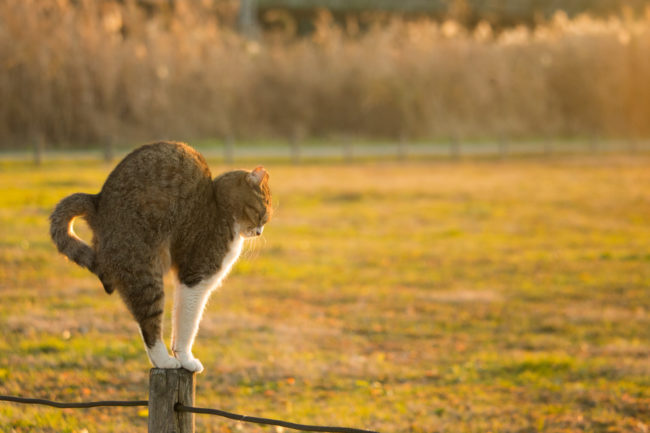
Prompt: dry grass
<box><xmin>1</xmin><ymin>1</ymin><xmax>650</xmax><ymax>147</ymax></box>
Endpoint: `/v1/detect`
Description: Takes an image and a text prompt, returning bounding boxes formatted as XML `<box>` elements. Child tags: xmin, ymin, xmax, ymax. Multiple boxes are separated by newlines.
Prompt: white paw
<box><xmin>146</xmin><ymin>340</ymin><xmax>182</xmax><ymax>369</ymax></box>
<box><xmin>175</xmin><ymin>352</ymin><xmax>204</xmax><ymax>373</ymax></box>
<box><xmin>154</xmin><ymin>354</ymin><xmax>182</xmax><ymax>369</ymax></box>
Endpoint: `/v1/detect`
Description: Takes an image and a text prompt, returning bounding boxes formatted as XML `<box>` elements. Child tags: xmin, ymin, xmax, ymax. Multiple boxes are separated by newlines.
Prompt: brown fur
<box><xmin>50</xmin><ymin>141</ymin><xmax>272</xmax><ymax>348</ymax></box>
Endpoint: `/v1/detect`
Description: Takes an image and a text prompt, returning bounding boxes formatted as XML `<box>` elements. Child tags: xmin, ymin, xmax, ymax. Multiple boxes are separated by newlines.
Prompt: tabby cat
<box><xmin>50</xmin><ymin>141</ymin><xmax>271</xmax><ymax>372</ymax></box>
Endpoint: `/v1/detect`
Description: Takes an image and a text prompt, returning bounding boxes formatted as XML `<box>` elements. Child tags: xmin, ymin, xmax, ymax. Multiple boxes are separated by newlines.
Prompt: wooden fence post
<box><xmin>148</xmin><ymin>369</ymin><xmax>195</xmax><ymax>433</ymax></box>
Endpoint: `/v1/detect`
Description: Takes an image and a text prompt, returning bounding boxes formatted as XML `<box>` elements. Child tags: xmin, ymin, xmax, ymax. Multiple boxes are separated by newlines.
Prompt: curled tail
<box><xmin>49</xmin><ymin>193</ymin><xmax>98</xmax><ymax>272</ymax></box>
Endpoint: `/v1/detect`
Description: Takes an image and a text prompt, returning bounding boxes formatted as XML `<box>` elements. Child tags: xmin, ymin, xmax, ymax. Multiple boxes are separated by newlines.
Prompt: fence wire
<box><xmin>175</xmin><ymin>403</ymin><xmax>378</xmax><ymax>433</ymax></box>
<box><xmin>0</xmin><ymin>395</ymin><xmax>148</xmax><ymax>409</ymax></box>
<box><xmin>0</xmin><ymin>394</ymin><xmax>379</xmax><ymax>433</ymax></box>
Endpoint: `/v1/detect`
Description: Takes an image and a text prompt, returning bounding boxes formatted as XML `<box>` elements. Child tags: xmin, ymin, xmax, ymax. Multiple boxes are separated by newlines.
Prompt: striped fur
<box><xmin>49</xmin><ymin>193</ymin><xmax>97</xmax><ymax>272</ymax></box>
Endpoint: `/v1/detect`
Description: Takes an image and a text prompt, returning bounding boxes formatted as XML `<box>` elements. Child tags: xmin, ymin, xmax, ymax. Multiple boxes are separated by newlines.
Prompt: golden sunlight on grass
<box><xmin>0</xmin><ymin>153</ymin><xmax>649</xmax><ymax>432</ymax></box>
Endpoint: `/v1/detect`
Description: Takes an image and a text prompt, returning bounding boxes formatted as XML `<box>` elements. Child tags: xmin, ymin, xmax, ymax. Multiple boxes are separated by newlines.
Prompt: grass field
<box><xmin>0</xmin><ymin>152</ymin><xmax>649</xmax><ymax>432</ymax></box>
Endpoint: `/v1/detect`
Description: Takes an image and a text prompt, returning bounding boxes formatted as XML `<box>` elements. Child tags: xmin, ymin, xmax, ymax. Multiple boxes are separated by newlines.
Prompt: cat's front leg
<box><xmin>173</xmin><ymin>350</ymin><xmax>204</xmax><ymax>373</ymax></box>
<box><xmin>171</xmin><ymin>281</ymin><xmax>213</xmax><ymax>373</ymax></box>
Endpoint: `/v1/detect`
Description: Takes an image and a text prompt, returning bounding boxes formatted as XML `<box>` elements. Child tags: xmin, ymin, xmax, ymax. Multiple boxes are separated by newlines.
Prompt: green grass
<box><xmin>0</xmin><ymin>153</ymin><xmax>649</xmax><ymax>432</ymax></box>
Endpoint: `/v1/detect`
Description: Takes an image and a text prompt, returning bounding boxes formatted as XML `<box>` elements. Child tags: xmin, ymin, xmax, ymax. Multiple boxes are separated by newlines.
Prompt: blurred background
<box><xmin>1</xmin><ymin>1</ymin><xmax>650</xmax><ymax>433</ymax></box>
<box><xmin>1</xmin><ymin>0</ymin><xmax>649</xmax><ymax>157</ymax></box>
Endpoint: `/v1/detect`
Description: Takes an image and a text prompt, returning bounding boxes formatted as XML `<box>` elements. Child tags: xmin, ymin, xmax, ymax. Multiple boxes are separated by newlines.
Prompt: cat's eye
<box><xmin>244</xmin><ymin>205</ymin><xmax>263</xmax><ymax>224</ymax></box>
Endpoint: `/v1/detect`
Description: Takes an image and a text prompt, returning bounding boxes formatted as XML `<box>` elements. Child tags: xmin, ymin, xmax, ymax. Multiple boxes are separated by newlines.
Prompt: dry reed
<box><xmin>0</xmin><ymin>0</ymin><xmax>649</xmax><ymax>147</ymax></box>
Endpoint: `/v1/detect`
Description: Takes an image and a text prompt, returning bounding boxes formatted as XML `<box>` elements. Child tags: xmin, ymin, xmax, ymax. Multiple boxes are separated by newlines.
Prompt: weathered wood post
<box><xmin>148</xmin><ymin>369</ymin><xmax>195</xmax><ymax>433</ymax></box>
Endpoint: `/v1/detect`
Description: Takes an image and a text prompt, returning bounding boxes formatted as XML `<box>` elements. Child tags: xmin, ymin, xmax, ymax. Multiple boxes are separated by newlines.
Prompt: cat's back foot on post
<box><xmin>155</xmin><ymin>356</ymin><xmax>182</xmax><ymax>369</ymax></box>
<box><xmin>147</xmin><ymin>340</ymin><xmax>182</xmax><ymax>369</ymax></box>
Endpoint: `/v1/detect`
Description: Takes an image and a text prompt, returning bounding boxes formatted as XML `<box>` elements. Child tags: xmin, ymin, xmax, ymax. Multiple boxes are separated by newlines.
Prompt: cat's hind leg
<box><xmin>118</xmin><ymin>274</ymin><xmax>180</xmax><ymax>369</ymax></box>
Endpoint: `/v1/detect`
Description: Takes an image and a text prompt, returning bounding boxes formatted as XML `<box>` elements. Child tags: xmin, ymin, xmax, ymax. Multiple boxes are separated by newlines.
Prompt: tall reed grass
<box><xmin>1</xmin><ymin>0</ymin><xmax>649</xmax><ymax>148</ymax></box>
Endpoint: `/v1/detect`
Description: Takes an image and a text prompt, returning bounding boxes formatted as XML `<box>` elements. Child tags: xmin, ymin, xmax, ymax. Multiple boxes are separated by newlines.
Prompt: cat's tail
<box><xmin>49</xmin><ymin>193</ymin><xmax>98</xmax><ymax>273</ymax></box>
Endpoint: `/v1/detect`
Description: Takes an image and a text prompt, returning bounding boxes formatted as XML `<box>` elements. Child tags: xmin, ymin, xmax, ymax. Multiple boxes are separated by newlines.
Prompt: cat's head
<box><xmin>214</xmin><ymin>166</ymin><xmax>272</xmax><ymax>238</ymax></box>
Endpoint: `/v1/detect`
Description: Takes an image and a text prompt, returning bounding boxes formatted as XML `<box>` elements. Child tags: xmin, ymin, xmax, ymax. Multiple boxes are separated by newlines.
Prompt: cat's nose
<box><xmin>255</xmin><ymin>227</ymin><xmax>263</xmax><ymax>236</ymax></box>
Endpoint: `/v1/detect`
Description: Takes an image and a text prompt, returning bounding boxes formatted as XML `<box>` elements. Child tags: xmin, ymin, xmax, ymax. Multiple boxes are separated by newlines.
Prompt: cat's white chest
<box><xmin>219</xmin><ymin>235</ymin><xmax>244</xmax><ymax>281</ymax></box>
<box><xmin>207</xmin><ymin>234</ymin><xmax>244</xmax><ymax>290</ymax></box>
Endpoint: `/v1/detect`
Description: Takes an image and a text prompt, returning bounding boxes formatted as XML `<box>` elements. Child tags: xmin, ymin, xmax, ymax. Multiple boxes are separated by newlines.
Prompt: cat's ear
<box><xmin>247</xmin><ymin>166</ymin><xmax>268</xmax><ymax>187</ymax></box>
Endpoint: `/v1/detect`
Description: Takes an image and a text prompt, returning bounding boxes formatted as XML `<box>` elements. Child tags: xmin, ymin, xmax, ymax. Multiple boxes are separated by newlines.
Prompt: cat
<box><xmin>49</xmin><ymin>141</ymin><xmax>271</xmax><ymax>372</ymax></box>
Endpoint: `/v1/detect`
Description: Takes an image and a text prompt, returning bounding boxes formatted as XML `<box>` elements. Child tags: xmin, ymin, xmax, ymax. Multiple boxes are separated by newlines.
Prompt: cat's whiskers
<box><xmin>241</xmin><ymin>236</ymin><xmax>262</xmax><ymax>261</ymax></box>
